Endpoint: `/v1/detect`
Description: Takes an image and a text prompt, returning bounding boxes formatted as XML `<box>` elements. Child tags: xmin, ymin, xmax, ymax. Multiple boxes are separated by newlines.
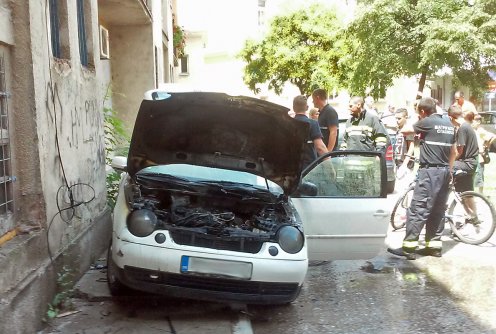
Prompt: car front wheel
<box><xmin>106</xmin><ymin>242</ymin><xmax>128</xmax><ymax>296</ymax></box>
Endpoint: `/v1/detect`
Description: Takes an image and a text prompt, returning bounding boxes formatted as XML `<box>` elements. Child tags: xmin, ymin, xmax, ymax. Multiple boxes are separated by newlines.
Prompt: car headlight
<box><xmin>277</xmin><ymin>225</ymin><xmax>304</xmax><ymax>254</ymax></box>
<box><xmin>127</xmin><ymin>209</ymin><xmax>157</xmax><ymax>237</ymax></box>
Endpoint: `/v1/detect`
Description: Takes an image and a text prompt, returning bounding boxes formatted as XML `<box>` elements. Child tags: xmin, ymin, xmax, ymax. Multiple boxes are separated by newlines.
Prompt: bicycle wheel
<box><xmin>390</xmin><ymin>185</ymin><xmax>414</xmax><ymax>230</ymax></box>
<box><xmin>447</xmin><ymin>191</ymin><xmax>496</xmax><ymax>245</ymax></box>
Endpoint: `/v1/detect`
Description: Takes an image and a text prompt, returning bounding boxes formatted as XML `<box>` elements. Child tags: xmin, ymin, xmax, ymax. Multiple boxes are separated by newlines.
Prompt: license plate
<box><xmin>180</xmin><ymin>256</ymin><xmax>252</xmax><ymax>280</ymax></box>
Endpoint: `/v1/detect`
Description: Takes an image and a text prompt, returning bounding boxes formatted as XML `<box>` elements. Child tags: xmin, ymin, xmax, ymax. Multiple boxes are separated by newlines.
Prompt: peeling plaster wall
<box><xmin>29</xmin><ymin>0</ymin><xmax>107</xmax><ymax>252</ymax></box>
<box><xmin>0</xmin><ymin>0</ymin><xmax>110</xmax><ymax>331</ymax></box>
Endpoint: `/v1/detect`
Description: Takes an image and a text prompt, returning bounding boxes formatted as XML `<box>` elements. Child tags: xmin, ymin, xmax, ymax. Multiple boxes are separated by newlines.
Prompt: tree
<box><xmin>239</xmin><ymin>4</ymin><xmax>348</xmax><ymax>96</ymax></box>
<box><xmin>346</xmin><ymin>0</ymin><xmax>496</xmax><ymax>99</ymax></box>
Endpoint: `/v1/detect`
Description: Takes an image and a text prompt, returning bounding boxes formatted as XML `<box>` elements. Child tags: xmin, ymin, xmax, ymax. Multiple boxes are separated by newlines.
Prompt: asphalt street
<box><xmin>39</xmin><ymin>190</ymin><xmax>496</xmax><ymax>334</ymax></box>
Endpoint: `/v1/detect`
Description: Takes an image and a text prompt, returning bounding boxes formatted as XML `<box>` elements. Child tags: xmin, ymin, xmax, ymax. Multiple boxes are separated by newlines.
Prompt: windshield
<box><xmin>137</xmin><ymin>164</ymin><xmax>283</xmax><ymax>195</ymax></box>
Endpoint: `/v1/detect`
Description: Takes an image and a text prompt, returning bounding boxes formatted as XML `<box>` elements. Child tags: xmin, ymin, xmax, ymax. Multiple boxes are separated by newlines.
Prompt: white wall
<box><xmin>30</xmin><ymin>0</ymin><xmax>107</xmax><ymax>248</ymax></box>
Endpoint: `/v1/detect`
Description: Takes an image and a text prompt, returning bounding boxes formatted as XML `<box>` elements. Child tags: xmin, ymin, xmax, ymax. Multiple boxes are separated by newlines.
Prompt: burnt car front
<box><xmin>107</xmin><ymin>90</ymin><xmax>310</xmax><ymax>304</ymax></box>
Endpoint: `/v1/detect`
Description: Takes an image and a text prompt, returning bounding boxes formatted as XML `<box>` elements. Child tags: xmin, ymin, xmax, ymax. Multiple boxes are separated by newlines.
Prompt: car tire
<box><xmin>106</xmin><ymin>242</ymin><xmax>129</xmax><ymax>296</ymax></box>
<box><xmin>386</xmin><ymin>180</ymin><xmax>395</xmax><ymax>194</ymax></box>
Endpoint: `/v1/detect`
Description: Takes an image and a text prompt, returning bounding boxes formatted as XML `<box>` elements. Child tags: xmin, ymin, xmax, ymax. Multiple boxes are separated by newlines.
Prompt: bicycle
<box><xmin>390</xmin><ymin>170</ymin><xmax>496</xmax><ymax>245</ymax></box>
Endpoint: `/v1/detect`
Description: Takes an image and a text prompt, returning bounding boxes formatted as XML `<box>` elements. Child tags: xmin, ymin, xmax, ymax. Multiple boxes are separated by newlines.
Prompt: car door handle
<box><xmin>373</xmin><ymin>210</ymin><xmax>389</xmax><ymax>217</ymax></box>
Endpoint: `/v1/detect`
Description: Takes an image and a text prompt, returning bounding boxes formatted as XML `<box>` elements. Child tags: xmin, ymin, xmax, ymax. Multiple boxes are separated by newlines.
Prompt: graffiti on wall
<box><xmin>44</xmin><ymin>79</ymin><xmax>108</xmax><ymax>253</ymax></box>
<box><xmin>68</xmin><ymin>98</ymin><xmax>105</xmax><ymax>166</ymax></box>
<box><xmin>45</xmin><ymin>80</ymin><xmax>106</xmax><ymax>183</ymax></box>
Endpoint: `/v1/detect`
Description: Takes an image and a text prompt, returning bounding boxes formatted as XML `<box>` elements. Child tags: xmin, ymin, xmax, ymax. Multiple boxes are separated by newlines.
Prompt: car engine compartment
<box><xmin>127</xmin><ymin>174</ymin><xmax>297</xmax><ymax>244</ymax></box>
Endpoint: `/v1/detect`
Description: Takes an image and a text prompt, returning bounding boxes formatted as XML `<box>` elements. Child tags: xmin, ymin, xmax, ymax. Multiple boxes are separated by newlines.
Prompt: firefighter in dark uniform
<box><xmin>388</xmin><ymin>97</ymin><xmax>457</xmax><ymax>259</ymax></box>
<box><xmin>340</xmin><ymin>96</ymin><xmax>389</xmax><ymax>151</ymax></box>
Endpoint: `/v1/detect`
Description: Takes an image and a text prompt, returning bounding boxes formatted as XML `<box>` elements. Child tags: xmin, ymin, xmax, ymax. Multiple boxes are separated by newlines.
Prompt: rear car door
<box><xmin>291</xmin><ymin>151</ymin><xmax>390</xmax><ymax>260</ymax></box>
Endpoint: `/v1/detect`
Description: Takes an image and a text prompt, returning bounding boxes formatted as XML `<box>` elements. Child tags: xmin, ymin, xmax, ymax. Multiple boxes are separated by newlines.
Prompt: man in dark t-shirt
<box><xmin>292</xmin><ymin>95</ymin><xmax>328</xmax><ymax>170</ymax></box>
<box><xmin>312</xmin><ymin>89</ymin><xmax>339</xmax><ymax>151</ymax></box>
<box><xmin>448</xmin><ymin>105</ymin><xmax>479</xmax><ymax>192</ymax></box>
<box><xmin>388</xmin><ymin>97</ymin><xmax>456</xmax><ymax>260</ymax></box>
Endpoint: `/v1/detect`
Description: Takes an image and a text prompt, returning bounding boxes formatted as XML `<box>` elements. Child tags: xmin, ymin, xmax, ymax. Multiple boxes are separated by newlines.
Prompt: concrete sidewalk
<box><xmin>41</xmin><ymin>253</ymin><xmax>248</xmax><ymax>334</ymax></box>
<box><xmin>73</xmin><ymin>255</ymin><xmax>112</xmax><ymax>302</ymax></box>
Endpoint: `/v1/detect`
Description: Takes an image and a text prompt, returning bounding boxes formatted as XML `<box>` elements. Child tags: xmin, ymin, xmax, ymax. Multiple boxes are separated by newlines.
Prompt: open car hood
<box><xmin>127</xmin><ymin>91</ymin><xmax>309</xmax><ymax>194</ymax></box>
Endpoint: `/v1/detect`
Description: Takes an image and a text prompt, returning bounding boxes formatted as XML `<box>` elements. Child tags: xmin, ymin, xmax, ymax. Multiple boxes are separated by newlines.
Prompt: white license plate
<box><xmin>180</xmin><ymin>256</ymin><xmax>252</xmax><ymax>279</ymax></box>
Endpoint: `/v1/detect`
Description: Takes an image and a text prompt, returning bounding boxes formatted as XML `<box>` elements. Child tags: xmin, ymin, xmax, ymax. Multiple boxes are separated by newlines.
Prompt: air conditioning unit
<box><xmin>99</xmin><ymin>25</ymin><xmax>110</xmax><ymax>59</ymax></box>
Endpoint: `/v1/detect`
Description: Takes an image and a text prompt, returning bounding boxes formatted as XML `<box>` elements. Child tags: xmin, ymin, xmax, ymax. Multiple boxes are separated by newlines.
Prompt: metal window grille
<box><xmin>0</xmin><ymin>54</ymin><xmax>14</xmax><ymax>215</ymax></box>
<box><xmin>77</xmin><ymin>0</ymin><xmax>88</xmax><ymax>66</ymax></box>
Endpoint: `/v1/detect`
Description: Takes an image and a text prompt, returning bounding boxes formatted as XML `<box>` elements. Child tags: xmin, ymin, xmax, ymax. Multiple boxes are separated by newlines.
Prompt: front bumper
<box><xmin>111</xmin><ymin>235</ymin><xmax>308</xmax><ymax>304</ymax></box>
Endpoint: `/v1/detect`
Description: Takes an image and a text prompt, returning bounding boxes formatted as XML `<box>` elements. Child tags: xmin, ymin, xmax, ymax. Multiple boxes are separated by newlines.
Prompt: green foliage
<box><xmin>103</xmin><ymin>106</ymin><xmax>129</xmax><ymax>166</ymax></box>
<box><xmin>239</xmin><ymin>3</ymin><xmax>349</xmax><ymax>96</ymax></box>
<box><xmin>241</xmin><ymin>0</ymin><xmax>496</xmax><ymax>100</ymax></box>
<box><xmin>103</xmin><ymin>103</ymin><xmax>129</xmax><ymax>208</ymax></box>
<box><xmin>346</xmin><ymin>0</ymin><xmax>496</xmax><ymax>98</ymax></box>
<box><xmin>45</xmin><ymin>265</ymin><xmax>75</xmax><ymax>320</ymax></box>
<box><xmin>106</xmin><ymin>170</ymin><xmax>121</xmax><ymax>209</ymax></box>
<box><xmin>173</xmin><ymin>23</ymin><xmax>186</xmax><ymax>58</ymax></box>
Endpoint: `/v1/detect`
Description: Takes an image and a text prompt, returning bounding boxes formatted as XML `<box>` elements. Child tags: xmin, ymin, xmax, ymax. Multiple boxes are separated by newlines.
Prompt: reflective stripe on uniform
<box><xmin>375</xmin><ymin>137</ymin><xmax>388</xmax><ymax>143</ymax></box>
<box><xmin>424</xmin><ymin>140</ymin><xmax>453</xmax><ymax>147</ymax></box>
<box><xmin>346</xmin><ymin>125</ymin><xmax>373</xmax><ymax>135</ymax></box>
<box><xmin>348</xmin><ymin>130</ymin><xmax>368</xmax><ymax>137</ymax></box>
<box><xmin>425</xmin><ymin>240</ymin><xmax>442</xmax><ymax>249</ymax></box>
<box><xmin>403</xmin><ymin>240</ymin><xmax>418</xmax><ymax>248</ymax></box>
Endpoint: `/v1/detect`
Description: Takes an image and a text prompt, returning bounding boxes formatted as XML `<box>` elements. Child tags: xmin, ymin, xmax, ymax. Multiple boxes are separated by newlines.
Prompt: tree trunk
<box><xmin>416</xmin><ymin>67</ymin><xmax>428</xmax><ymax>100</ymax></box>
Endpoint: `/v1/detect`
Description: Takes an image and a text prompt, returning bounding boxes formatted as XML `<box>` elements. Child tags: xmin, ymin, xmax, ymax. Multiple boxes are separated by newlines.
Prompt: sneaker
<box><xmin>466</xmin><ymin>217</ymin><xmax>481</xmax><ymax>226</ymax></box>
<box><xmin>387</xmin><ymin>247</ymin><xmax>416</xmax><ymax>260</ymax></box>
<box><xmin>416</xmin><ymin>248</ymin><xmax>442</xmax><ymax>258</ymax></box>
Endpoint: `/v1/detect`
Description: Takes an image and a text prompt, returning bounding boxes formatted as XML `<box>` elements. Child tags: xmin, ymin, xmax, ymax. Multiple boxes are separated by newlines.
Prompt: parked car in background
<box><xmin>479</xmin><ymin>111</ymin><xmax>496</xmax><ymax>135</ymax></box>
<box><xmin>107</xmin><ymin>88</ymin><xmax>390</xmax><ymax>305</ymax></box>
<box><xmin>338</xmin><ymin>116</ymin><xmax>396</xmax><ymax>193</ymax></box>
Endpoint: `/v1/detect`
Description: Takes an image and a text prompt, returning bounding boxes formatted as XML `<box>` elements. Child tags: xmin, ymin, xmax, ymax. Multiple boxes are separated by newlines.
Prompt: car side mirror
<box><xmin>294</xmin><ymin>181</ymin><xmax>318</xmax><ymax>197</ymax></box>
<box><xmin>111</xmin><ymin>156</ymin><xmax>127</xmax><ymax>173</ymax></box>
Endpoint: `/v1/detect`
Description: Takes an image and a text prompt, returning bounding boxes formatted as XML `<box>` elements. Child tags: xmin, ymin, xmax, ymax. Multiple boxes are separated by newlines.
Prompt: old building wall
<box><xmin>5</xmin><ymin>0</ymin><xmax>44</xmax><ymax>231</ymax></box>
<box><xmin>0</xmin><ymin>0</ymin><xmax>176</xmax><ymax>331</ymax></box>
<box><xmin>110</xmin><ymin>24</ymin><xmax>155</xmax><ymax>130</ymax></box>
<box><xmin>0</xmin><ymin>1</ymin><xmax>111</xmax><ymax>332</ymax></box>
<box><xmin>28</xmin><ymin>0</ymin><xmax>108</xmax><ymax>255</ymax></box>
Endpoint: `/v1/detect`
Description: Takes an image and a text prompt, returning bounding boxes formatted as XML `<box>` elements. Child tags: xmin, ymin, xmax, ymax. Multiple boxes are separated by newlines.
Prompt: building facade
<box><xmin>0</xmin><ymin>1</ymin><xmax>176</xmax><ymax>332</ymax></box>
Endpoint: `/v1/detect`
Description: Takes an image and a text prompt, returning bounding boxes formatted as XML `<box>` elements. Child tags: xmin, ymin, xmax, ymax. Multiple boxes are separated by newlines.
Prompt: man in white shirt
<box><xmin>454</xmin><ymin>91</ymin><xmax>477</xmax><ymax>114</ymax></box>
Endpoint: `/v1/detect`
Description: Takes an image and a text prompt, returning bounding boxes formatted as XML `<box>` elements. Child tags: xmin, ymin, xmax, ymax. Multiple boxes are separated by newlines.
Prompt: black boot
<box><xmin>387</xmin><ymin>247</ymin><xmax>416</xmax><ymax>260</ymax></box>
<box><xmin>416</xmin><ymin>248</ymin><xmax>442</xmax><ymax>257</ymax></box>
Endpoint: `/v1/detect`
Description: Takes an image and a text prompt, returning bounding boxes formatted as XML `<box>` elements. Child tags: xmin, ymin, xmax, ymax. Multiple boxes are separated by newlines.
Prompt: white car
<box><xmin>107</xmin><ymin>89</ymin><xmax>390</xmax><ymax>304</ymax></box>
